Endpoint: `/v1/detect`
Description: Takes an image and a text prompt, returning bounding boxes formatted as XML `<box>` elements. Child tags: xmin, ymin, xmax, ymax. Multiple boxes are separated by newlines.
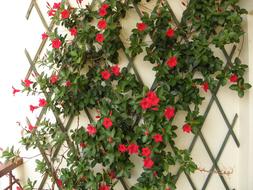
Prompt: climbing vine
<box><xmin>2</xmin><ymin>0</ymin><xmax>250</xmax><ymax>189</ymax></box>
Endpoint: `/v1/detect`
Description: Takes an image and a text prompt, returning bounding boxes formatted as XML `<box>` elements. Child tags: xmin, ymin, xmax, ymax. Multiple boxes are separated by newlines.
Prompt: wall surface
<box><xmin>0</xmin><ymin>0</ymin><xmax>36</xmax><ymax>188</ymax></box>
<box><xmin>0</xmin><ymin>0</ymin><xmax>252</xmax><ymax>189</ymax></box>
<box><xmin>238</xmin><ymin>1</ymin><xmax>253</xmax><ymax>190</ymax></box>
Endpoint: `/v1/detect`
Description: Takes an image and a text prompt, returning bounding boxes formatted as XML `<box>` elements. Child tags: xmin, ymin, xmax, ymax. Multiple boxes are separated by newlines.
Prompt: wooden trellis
<box><xmin>0</xmin><ymin>158</ymin><xmax>23</xmax><ymax>190</ymax></box>
<box><xmin>24</xmin><ymin>0</ymin><xmax>240</xmax><ymax>189</ymax></box>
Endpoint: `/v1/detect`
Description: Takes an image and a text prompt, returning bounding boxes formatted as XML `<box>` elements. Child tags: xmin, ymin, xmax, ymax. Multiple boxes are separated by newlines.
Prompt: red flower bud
<box><xmin>42</xmin><ymin>32</ymin><xmax>48</xmax><ymax>40</ymax></box>
<box><xmin>12</xmin><ymin>87</ymin><xmax>21</xmax><ymax>96</ymax></box>
<box><xmin>230</xmin><ymin>74</ymin><xmax>238</xmax><ymax>83</ymax></box>
<box><xmin>183</xmin><ymin>124</ymin><xmax>192</xmax><ymax>133</ymax></box>
<box><xmin>202</xmin><ymin>82</ymin><xmax>209</xmax><ymax>92</ymax></box>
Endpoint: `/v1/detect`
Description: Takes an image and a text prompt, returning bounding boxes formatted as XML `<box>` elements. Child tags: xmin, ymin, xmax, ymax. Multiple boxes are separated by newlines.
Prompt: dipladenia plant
<box><xmin>2</xmin><ymin>0</ymin><xmax>250</xmax><ymax>190</ymax></box>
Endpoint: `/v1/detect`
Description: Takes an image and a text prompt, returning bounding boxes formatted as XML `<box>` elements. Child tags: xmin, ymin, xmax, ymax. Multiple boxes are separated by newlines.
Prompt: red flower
<box><xmin>87</xmin><ymin>124</ymin><xmax>97</xmax><ymax>135</ymax></box>
<box><xmin>16</xmin><ymin>187</ymin><xmax>22</xmax><ymax>190</ymax></box>
<box><xmin>142</xmin><ymin>147</ymin><xmax>151</xmax><ymax>157</ymax></box>
<box><xmin>42</xmin><ymin>32</ymin><xmax>48</xmax><ymax>40</ymax></box>
<box><xmin>183</xmin><ymin>124</ymin><xmax>192</xmax><ymax>133</ymax></box>
<box><xmin>164</xmin><ymin>107</ymin><xmax>175</xmax><ymax>120</ymax></box>
<box><xmin>96</xmin><ymin>33</ymin><xmax>105</xmax><ymax>43</ymax></box>
<box><xmin>65</xmin><ymin>80</ymin><xmax>72</xmax><ymax>87</ymax></box>
<box><xmin>97</xmin><ymin>19</ymin><xmax>107</xmax><ymax>30</ymax></box>
<box><xmin>166</xmin><ymin>56</ymin><xmax>178</xmax><ymax>68</ymax></box>
<box><xmin>52</xmin><ymin>38</ymin><xmax>61</xmax><ymax>49</ymax></box>
<box><xmin>50</xmin><ymin>74</ymin><xmax>58</xmax><ymax>84</ymax></box>
<box><xmin>99</xmin><ymin>8</ymin><xmax>107</xmax><ymax>17</ymax></box>
<box><xmin>39</xmin><ymin>98</ymin><xmax>47</xmax><ymax>107</ymax></box>
<box><xmin>128</xmin><ymin>143</ymin><xmax>139</xmax><ymax>154</ymax></box>
<box><xmin>99</xmin><ymin>184</ymin><xmax>110</xmax><ymax>190</ymax></box>
<box><xmin>69</xmin><ymin>27</ymin><xmax>77</xmax><ymax>36</ymax></box>
<box><xmin>146</xmin><ymin>91</ymin><xmax>160</xmax><ymax>106</ymax></box>
<box><xmin>30</xmin><ymin>105</ymin><xmax>39</xmax><ymax>113</ymax></box>
<box><xmin>230</xmin><ymin>74</ymin><xmax>238</xmax><ymax>83</ymax></box>
<box><xmin>80</xmin><ymin>142</ymin><xmax>86</xmax><ymax>148</ymax></box>
<box><xmin>137</xmin><ymin>22</ymin><xmax>147</xmax><ymax>31</ymax></box>
<box><xmin>23</xmin><ymin>79</ymin><xmax>33</xmax><ymax>87</ymax></box>
<box><xmin>98</xmin><ymin>4</ymin><xmax>109</xmax><ymax>17</ymax></box>
<box><xmin>166</xmin><ymin>28</ymin><xmax>175</xmax><ymax>38</ymax></box>
<box><xmin>103</xmin><ymin>118</ymin><xmax>113</xmax><ymax>129</ymax></box>
<box><xmin>153</xmin><ymin>133</ymin><xmax>163</xmax><ymax>143</ymax></box>
<box><xmin>140</xmin><ymin>97</ymin><xmax>152</xmax><ymax>110</ymax></box>
<box><xmin>111</xmin><ymin>65</ymin><xmax>120</xmax><ymax>76</ymax></box>
<box><xmin>28</xmin><ymin>124</ymin><xmax>36</xmax><ymax>132</ymax></box>
<box><xmin>48</xmin><ymin>9</ymin><xmax>56</xmax><ymax>17</ymax></box>
<box><xmin>143</xmin><ymin>157</ymin><xmax>154</xmax><ymax>169</ymax></box>
<box><xmin>101</xmin><ymin>70</ymin><xmax>111</xmax><ymax>80</ymax></box>
<box><xmin>12</xmin><ymin>87</ymin><xmax>20</xmax><ymax>96</ymax></box>
<box><xmin>202</xmin><ymin>82</ymin><xmax>209</xmax><ymax>92</ymax></box>
<box><xmin>61</xmin><ymin>9</ymin><xmax>70</xmax><ymax>19</ymax></box>
<box><xmin>118</xmin><ymin>144</ymin><xmax>127</xmax><ymax>153</ymax></box>
<box><xmin>140</xmin><ymin>91</ymin><xmax>160</xmax><ymax>110</ymax></box>
<box><xmin>101</xmin><ymin>4</ymin><xmax>109</xmax><ymax>10</ymax></box>
<box><xmin>56</xmin><ymin>179</ymin><xmax>63</xmax><ymax>188</ymax></box>
<box><xmin>53</xmin><ymin>2</ymin><xmax>61</xmax><ymax>9</ymax></box>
